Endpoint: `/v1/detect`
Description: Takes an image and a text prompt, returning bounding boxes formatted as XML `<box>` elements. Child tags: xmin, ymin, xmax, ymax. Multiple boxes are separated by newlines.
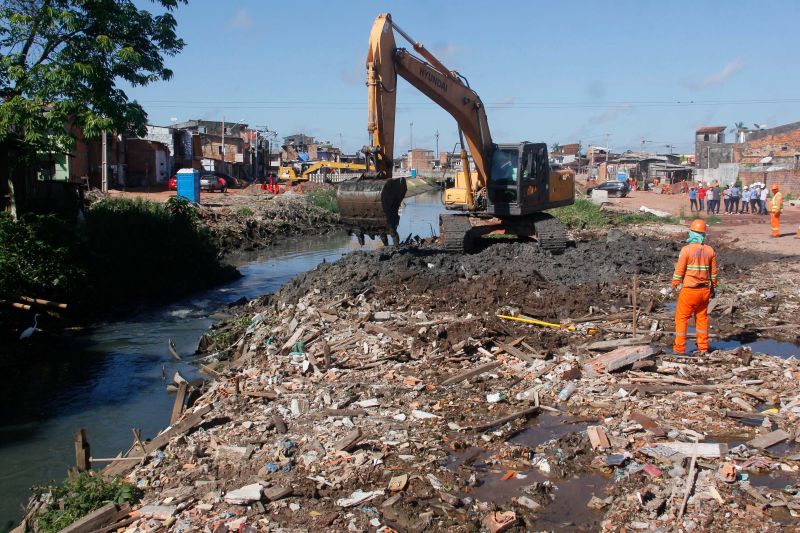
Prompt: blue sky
<box><xmin>126</xmin><ymin>0</ymin><xmax>800</xmax><ymax>155</ymax></box>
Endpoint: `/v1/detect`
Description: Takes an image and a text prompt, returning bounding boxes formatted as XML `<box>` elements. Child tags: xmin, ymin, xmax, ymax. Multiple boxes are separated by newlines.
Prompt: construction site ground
<box><xmin>599</xmin><ymin>188</ymin><xmax>800</xmax><ymax>256</ymax></box>
<box><xmin>22</xmin><ymin>209</ymin><xmax>800</xmax><ymax>532</ymax></box>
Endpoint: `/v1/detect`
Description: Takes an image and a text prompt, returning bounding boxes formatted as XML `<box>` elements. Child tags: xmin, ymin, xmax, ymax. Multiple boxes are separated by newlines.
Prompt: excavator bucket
<box><xmin>337</xmin><ymin>176</ymin><xmax>407</xmax><ymax>243</ymax></box>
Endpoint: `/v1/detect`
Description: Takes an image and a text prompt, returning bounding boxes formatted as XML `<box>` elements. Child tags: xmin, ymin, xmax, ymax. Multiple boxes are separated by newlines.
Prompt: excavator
<box><xmin>336</xmin><ymin>13</ymin><xmax>575</xmax><ymax>252</ymax></box>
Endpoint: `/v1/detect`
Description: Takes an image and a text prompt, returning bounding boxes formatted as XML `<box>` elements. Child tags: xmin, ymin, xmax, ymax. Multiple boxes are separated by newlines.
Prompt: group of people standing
<box><xmin>688</xmin><ymin>182</ymin><xmax>769</xmax><ymax>215</ymax></box>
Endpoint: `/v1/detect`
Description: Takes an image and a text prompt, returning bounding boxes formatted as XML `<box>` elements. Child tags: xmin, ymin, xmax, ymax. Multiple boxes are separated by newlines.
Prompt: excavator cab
<box><xmin>486</xmin><ymin>142</ymin><xmax>550</xmax><ymax>216</ymax></box>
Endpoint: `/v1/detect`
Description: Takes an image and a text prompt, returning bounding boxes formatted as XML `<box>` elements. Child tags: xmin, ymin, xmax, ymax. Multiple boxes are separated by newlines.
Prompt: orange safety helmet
<box><xmin>690</xmin><ymin>219</ymin><xmax>707</xmax><ymax>233</ymax></box>
<box><xmin>771</xmin><ymin>183</ymin><xmax>779</xmax><ymax>192</ymax></box>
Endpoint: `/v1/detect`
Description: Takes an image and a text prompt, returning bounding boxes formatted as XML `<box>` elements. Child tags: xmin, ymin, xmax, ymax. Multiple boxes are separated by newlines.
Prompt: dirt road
<box><xmin>603</xmin><ymin>189</ymin><xmax>800</xmax><ymax>256</ymax></box>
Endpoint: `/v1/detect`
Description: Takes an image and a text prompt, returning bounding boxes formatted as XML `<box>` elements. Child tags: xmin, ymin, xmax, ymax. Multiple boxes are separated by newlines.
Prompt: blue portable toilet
<box><xmin>410</xmin><ymin>168</ymin><xmax>417</xmax><ymax>178</ymax></box>
<box><xmin>176</xmin><ymin>168</ymin><xmax>200</xmax><ymax>203</ymax></box>
<box><xmin>617</xmin><ymin>172</ymin><xmax>627</xmax><ymax>182</ymax></box>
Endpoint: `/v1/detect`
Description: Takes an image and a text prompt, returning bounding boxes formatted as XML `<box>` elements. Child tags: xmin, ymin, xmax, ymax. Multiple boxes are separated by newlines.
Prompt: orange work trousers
<box><xmin>674</xmin><ymin>286</ymin><xmax>711</xmax><ymax>354</ymax></box>
<box><xmin>770</xmin><ymin>212</ymin><xmax>780</xmax><ymax>237</ymax></box>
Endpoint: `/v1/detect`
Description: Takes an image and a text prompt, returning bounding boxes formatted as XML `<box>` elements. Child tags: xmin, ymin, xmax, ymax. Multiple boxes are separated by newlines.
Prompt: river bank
<box><xmin>1</xmin><ymin>191</ymin><xmax>446</xmax><ymax>530</ymax></box>
<box><xmin>18</xmin><ymin>220</ymin><xmax>800</xmax><ymax>532</ymax></box>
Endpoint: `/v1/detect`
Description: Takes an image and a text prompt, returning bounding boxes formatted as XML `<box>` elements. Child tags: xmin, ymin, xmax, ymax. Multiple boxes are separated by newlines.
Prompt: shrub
<box><xmin>0</xmin><ymin>212</ymin><xmax>87</xmax><ymax>302</ymax></box>
<box><xmin>33</xmin><ymin>473</ymin><xmax>142</xmax><ymax>533</ymax></box>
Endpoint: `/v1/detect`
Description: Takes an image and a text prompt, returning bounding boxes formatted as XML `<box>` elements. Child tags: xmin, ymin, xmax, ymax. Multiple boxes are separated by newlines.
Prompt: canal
<box><xmin>0</xmin><ymin>190</ymin><xmax>445</xmax><ymax>527</ymax></box>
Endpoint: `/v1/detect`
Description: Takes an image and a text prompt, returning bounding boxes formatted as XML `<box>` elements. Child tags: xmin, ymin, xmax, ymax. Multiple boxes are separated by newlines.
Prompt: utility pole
<box><xmin>604</xmin><ymin>133</ymin><xmax>610</xmax><ymax>163</ymax></box>
<box><xmin>253</xmin><ymin>129</ymin><xmax>259</xmax><ymax>181</ymax></box>
<box><xmin>221</xmin><ymin>116</ymin><xmax>225</xmax><ymax>164</ymax></box>
<box><xmin>435</xmin><ymin>129</ymin><xmax>439</xmax><ymax>160</ymax></box>
<box><xmin>101</xmin><ymin>130</ymin><xmax>108</xmax><ymax>192</ymax></box>
<box><xmin>409</xmin><ymin>122</ymin><xmax>413</xmax><ymax>151</ymax></box>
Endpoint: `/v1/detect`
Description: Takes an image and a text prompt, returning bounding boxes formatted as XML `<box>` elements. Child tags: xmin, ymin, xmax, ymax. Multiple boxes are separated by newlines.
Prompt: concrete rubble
<box><xmin>24</xmin><ymin>228</ymin><xmax>800</xmax><ymax>531</ymax></box>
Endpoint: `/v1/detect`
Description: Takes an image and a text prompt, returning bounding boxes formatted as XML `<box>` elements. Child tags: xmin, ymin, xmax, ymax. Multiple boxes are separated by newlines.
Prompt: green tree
<box><xmin>0</xmin><ymin>0</ymin><xmax>187</xmax><ymax>153</ymax></box>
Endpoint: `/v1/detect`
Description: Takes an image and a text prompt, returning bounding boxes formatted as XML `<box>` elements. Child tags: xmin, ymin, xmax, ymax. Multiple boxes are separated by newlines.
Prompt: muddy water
<box><xmin>0</xmin><ymin>191</ymin><xmax>445</xmax><ymax>526</ymax></box>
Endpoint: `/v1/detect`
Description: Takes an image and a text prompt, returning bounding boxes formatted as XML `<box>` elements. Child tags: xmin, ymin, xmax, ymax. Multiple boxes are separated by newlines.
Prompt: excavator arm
<box><xmin>337</xmin><ymin>13</ymin><xmax>495</xmax><ymax>241</ymax></box>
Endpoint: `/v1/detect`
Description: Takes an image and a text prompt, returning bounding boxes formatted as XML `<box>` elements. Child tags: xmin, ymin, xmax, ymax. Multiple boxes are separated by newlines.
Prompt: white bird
<box><xmin>19</xmin><ymin>313</ymin><xmax>41</xmax><ymax>340</ymax></box>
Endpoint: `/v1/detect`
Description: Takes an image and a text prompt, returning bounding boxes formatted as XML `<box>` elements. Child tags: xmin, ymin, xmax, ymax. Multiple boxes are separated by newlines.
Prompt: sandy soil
<box><xmin>599</xmin><ymin>189</ymin><xmax>800</xmax><ymax>256</ymax></box>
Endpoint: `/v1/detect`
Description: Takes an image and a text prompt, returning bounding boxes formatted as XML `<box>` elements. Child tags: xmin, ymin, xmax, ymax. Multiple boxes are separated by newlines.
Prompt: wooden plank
<box><xmin>588</xmin><ymin>336</ymin><xmax>651</xmax><ymax>351</ymax></box>
<box><xmin>497</xmin><ymin>342</ymin><xmax>541</xmax><ymax>364</ymax></box>
<box><xmin>281</xmin><ymin>326</ymin><xmax>306</xmax><ymax>355</ymax></box>
<box><xmin>587</xmin><ymin>426</ymin><xmax>610</xmax><ymax>449</ymax></box>
<box><xmin>364</xmin><ymin>322</ymin><xmax>407</xmax><ymax>342</ymax></box>
<box><xmin>333</xmin><ymin>428</ymin><xmax>363</xmax><ymax>452</ymax></box>
<box><xmin>170</xmin><ymin>382</ymin><xmax>188</xmax><ymax>425</ymax></box>
<box><xmin>60</xmin><ymin>503</ymin><xmax>118</xmax><ymax>533</ymax></box>
<box><xmin>439</xmin><ymin>361</ymin><xmax>502</xmax><ymax>386</ymax></box>
<box><xmin>587</xmin><ymin>344</ymin><xmax>656</xmax><ymax>374</ymax></box>
<box><xmin>636</xmin><ymin>384</ymin><xmax>719</xmax><ymax>395</ymax></box>
<box><xmin>747</xmin><ymin>430</ymin><xmax>790</xmax><ymax>449</ymax></box>
<box><xmin>102</xmin><ymin>403</ymin><xmax>212</xmax><ymax>478</ymax></box>
<box><xmin>660</xmin><ymin>441</ymin><xmax>728</xmax><ymax>458</ymax></box>
<box><xmin>263</xmin><ymin>485</ymin><xmax>293</xmax><ymax>501</ymax></box>
<box><xmin>74</xmin><ymin>428</ymin><xmax>90</xmax><ymax>472</ymax></box>
<box><xmin>471</xmin><ymin>406</ymin><xmax>540</xmax><ymax>432</ymax></box>
<box><xmin>723</xmin><ymin>410</ymin><xmax>780</xmax><ymax>421</ymax></box>
<box><xmin>630</xmin><ymin>411</ymin><xmax>666</xmax><ymax>437</ymax></box>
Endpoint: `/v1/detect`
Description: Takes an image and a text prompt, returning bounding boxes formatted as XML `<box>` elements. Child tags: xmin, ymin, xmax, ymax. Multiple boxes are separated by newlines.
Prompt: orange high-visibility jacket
<box><xmin>672</xmin><ymin>242</ymin><xmax>718</xmax><ymax>289</ymax></box>
<box><xmin>771</xmin><ymin>191</ymin><xmax>783</xmax><ymax>214</ymax></box>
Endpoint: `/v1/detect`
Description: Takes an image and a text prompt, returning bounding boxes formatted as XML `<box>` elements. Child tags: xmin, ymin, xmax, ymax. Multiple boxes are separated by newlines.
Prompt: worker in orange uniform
<box><xmin>671</xmin><ymin>219</ymin><xmax>717</xmax><ymax>355</ymax></box>
<box><xmin>769</xmin><ymin>183</ymin><xmax>783</xmax><ymax>237</ymax></box>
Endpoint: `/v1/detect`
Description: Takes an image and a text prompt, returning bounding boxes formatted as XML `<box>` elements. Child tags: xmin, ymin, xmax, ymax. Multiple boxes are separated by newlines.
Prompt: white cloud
<box><xmin>229</xmin><ymin>7</ymin><xmax>253</xmax><ymax>30</ymax></box>
<box><xmin>688</xmin><ymin>59</ymin><xmax>745</xmax><ymax>90</ymax></box>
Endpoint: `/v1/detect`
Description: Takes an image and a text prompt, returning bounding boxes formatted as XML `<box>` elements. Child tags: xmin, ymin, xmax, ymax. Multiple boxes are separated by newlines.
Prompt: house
<box><xmin>407</xmin><ymin>148</ymin><xmax>435</xmax><ymax>171</ymax></box>
<box><xmin>735</xmin><ymin>121</ymin><xmax>800</xmax><ymax>194</ymax></box>
<box><xmin>173</xmin><ymin>120</ymin><xmax>252</xmax><ymax>179</ymax></box>
<box><xmin>695</xmin><ymin>126</ymin><xmax>732</xmax><ymax>169</ymax></box>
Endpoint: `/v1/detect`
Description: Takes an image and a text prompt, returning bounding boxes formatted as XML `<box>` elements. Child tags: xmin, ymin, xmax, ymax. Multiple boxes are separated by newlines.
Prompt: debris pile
<box><xmin>200</xmin><ymin>192</ymin><xmax>341</xmax><ymax>255</ymax></box>
<box><xmin>21</xmin><ymin>232</ymin><xmax>800</xmax><ymax>532</ymax></box>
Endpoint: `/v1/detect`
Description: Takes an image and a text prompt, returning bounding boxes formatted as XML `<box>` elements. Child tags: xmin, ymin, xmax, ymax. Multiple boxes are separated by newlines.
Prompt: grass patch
<box><xmin>548</xmin><ymin>198</ymin><xmax>607</xmax><ymax>228</ymax></box>
<box><xmin>235</xmin><ymin>206</ymin><xmax>254</xmax><ymax>217</ymax></box>
<box><xmin>548</xmin><ymin>198</ymin><xmax>677</xmax><ymax>229</ymax></box>
<box><xmin>32</xmin><ymin>473</ymin><xmax>142</xmax><ymax>532</ymax></box>
<box><xmin>306</xmin><ymin>188</ymin><xmax>339</xmax><ymax>213</ymax></box>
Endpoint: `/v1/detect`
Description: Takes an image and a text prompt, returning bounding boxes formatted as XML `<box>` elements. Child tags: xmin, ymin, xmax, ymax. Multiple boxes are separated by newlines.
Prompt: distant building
<box><xmin>695</xmin><ymin>126</ymin><xmax>732</xmax><ymax>169</ymax></box>
<box><xmin>407</xmin><ymin>148</ymin><xmax>435</xmax><ymax>171</ymax></box>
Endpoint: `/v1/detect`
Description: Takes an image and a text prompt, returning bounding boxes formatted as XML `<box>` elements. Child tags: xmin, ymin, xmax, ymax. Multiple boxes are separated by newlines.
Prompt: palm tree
<box><xmin>730</xmin><ymin>121</ymin><xmax>749</xmax><ymax>143</ymax></box>
<box><xmin>551</xmin><ymin>142</ymin><xmax>561</xmax><ymax>153</ymax></box>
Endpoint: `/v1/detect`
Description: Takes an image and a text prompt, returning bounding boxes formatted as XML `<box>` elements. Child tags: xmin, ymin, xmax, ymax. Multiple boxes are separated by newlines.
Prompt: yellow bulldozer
<box><xmin>336</xmin><ymin>13</ymin><xmax>575</xmax><ymax>252</ymax></box>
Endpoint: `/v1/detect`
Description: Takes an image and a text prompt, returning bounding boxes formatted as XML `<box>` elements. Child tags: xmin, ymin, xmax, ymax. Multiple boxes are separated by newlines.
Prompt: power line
<box><xmin>137</xmin><ymin>97</ymin><xmax>800</xmax><ymax>110</ymax></box>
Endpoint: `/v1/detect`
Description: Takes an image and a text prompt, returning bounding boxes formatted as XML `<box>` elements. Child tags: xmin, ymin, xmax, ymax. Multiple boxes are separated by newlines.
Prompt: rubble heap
<box><xmin>24</xmin><ymin>232</ymin><xmax>800</xmax><ymax>532</ymax></box>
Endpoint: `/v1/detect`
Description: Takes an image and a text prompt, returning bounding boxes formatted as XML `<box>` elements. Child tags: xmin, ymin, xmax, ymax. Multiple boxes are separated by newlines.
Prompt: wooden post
<box><xmin>170</xmin><ymin>382</ymin><xmax>189</xmax><ymax>425</ymax></box>
<box><xmin>74</xmin><ymin>428</ymin><xmax>90</xmax><ymax>472</ymax></box>
<box><xmin>632</xmin><ymin>273</ymin><xmax>638</xmax><ymax>336</ymax></box>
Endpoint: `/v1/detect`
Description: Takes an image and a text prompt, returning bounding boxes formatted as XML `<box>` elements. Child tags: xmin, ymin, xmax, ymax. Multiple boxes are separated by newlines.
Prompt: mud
<box><xmin>200</xmin><ymin>193</ymin><xmax>340</xmax><ymax>256</ymax></box>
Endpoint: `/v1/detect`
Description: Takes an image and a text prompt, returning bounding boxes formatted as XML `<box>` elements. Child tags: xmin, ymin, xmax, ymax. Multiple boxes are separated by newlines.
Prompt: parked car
<box><xmin>168</xmin><ymin>175</ymin><xmax>177</xmax><ymax>190</ymax></box>
<box><xmin>200</xmin><ymin>172</ymin><xmax>228</xmax><ymax>193</ymax></box>
<box><xmin>586</xmin><ymin>180</ymin><xmax>630</xmax><ymax>198</ymax></box>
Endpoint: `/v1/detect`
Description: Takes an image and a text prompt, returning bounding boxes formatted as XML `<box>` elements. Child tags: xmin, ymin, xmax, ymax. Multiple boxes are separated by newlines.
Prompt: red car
<box><xmin>168</xmin><ymin>175</ymin><xmax>177</xmax><ymax>190</ymax></box>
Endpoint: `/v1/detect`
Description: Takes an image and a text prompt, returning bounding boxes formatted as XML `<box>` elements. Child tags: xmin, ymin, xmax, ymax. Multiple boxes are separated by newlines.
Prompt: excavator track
<box><xmin>533</xmin><ymin>213</ymin><xmax>567</xmax><ymax>254</ymax></box>
<box><xmin>440</xmin><ymin>214</ymin><xmax>475</xmax><ymax>254</ymax></box>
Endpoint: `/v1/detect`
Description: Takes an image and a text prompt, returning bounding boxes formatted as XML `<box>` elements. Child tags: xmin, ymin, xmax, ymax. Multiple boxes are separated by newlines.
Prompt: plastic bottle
<box><xmin>558</xmin><ymin>381</ymin><xmax>577</xmax><ymax>402</ymax></box>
